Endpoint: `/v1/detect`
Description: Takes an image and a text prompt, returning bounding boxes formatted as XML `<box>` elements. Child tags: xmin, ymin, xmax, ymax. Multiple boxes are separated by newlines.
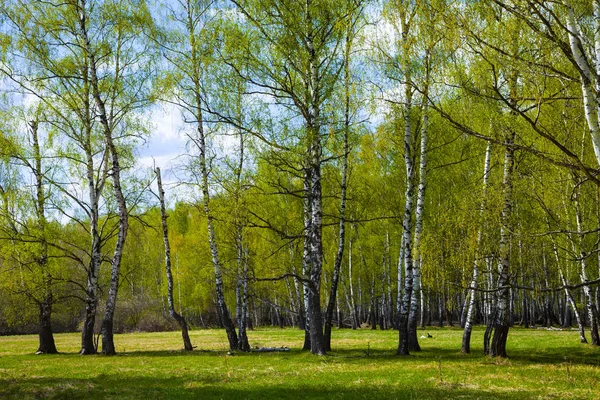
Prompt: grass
<box><xmin>1</xmin><ymin>326</ymin><xmax>599</xmax><ymax>399</ymax></box>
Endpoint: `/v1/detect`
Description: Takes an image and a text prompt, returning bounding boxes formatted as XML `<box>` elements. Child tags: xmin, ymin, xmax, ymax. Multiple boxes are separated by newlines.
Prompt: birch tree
<box><xmin>228</xmin><ymin>0</ymin><xmax>362</xmax><ymax>355</ymax></box>
<box><xmin>75</xmin><ymin>0</ymin><xmax>154</xmax><ymax>355</ymax></box>
<box><xmin>0</xmin><ymin>0</ymin><xmax>119</xmax><ymax>355</ymax></box>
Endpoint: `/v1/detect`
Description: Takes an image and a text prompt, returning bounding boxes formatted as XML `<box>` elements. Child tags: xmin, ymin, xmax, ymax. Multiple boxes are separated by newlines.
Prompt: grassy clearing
<box><xmin>1</xmin><ymin>326</ymin><xmax>599</xmax><ymax>399</ymax></box>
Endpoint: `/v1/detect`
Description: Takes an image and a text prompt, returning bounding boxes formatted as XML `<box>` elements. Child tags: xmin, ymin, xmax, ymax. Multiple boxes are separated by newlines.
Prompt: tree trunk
<box><xmin>302</xmin><ymin>169</ymin><xmax>312</xmax><ymax>350</ymax></box>
<box><xmin>489</xmin><ymin>130</ymin><xmax>516</xmax><ymax>358</ymax></box>
<box><xmin>347</xmin><ymin>238</ymin><xmax>358</xmax><ymax>330</ymax></box>
<box><xmin>408</xmin><ymin>65</ymin><xmax>429</xmax><ymax>351</ymax></box>
<box><xmin>36</xmin><ymin>295</ymin><xmax>57</xmax><ymax>354</ymax></box>
<box><xmin>397</xmin><ymin>46</ymin><xmax>415</xmax><ymax>356</ymax></box>
<box><xmin>324</xmin><ymin>26</ymin><xmax>351</xmax><ymax>352</ymax></box>
<box><xmin>30</xmin><ymin>120</ymin><xmax>58</xmax><ymax>355</ymax></box>
<box><xmin>156</xmin><ymin>167</ymin><xmax>193</xmax><ymax>351</ymax></box>
<box><xmin>462</xmin><ymin>142</ymin><xmax>492</xmax><ymax>353</ymax></box>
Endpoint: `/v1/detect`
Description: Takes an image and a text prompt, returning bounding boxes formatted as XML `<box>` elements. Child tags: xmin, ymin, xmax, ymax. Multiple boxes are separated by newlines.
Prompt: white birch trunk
<box><xmin>76</xmin><ymin>1</ymin><xmax>129</xmax><ymax>355</ymax></box>
<box><xmin>408</xmin><ymin>57</ymin><xmax>431</xmax><ymax>350</ymax></box>
<box><xmin>398</xmin><ymin>65</ymin><xmax>415</xmax><ymax>356</ymax></box>
<box><xmin>566</xmin><ymin>7</ymin><xmax>600</xmax><ymax>164</ymax></box>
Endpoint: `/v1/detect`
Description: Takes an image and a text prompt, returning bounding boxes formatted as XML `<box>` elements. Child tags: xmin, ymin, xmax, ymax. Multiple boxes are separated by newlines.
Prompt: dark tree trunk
<box><xmin>80</xmin><ymin>303</ymin><xmax>97</xmax><ymax>354</ymax></box>
<box><xmin>37</xmin><ymin>296</ymin><xmax>57</xmax><ymax>354</ymax></box>
<box><xmin>30</xmin><ymin>120</ymin><xmax>57</xmax><ymax>355</ymax></box>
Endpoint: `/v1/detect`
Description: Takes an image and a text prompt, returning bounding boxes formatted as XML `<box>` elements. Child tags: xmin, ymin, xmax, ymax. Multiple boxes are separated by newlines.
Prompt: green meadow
<box><xmin>1</xmin><ymin>327</ymin><xmax>599</xmax><ymax>399</ymax></box>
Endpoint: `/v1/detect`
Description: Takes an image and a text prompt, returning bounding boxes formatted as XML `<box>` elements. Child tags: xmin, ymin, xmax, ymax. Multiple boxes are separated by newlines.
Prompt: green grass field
<box><xmin>1</xmin><ymin>326</ymin><xmax>599</xmax><ymax>399</ymax></box>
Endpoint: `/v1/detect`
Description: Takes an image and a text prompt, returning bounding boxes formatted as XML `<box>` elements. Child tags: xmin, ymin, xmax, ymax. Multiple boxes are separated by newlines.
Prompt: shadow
<box><xmin>31</xmin><ymin>342</ymin><xmax>599</xmax><ymax>367</ymax></box>
<box><xmin>0</xmin><ymin>376</ymin><xmax>533</xmax><ymax>400</ymax></box>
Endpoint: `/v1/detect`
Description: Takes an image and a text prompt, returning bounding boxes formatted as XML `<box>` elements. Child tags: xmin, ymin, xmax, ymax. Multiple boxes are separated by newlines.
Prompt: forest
<box><xmin>1</xmin><ymin>0</ymin><xmax>600</xmax><ymax>362</ymax></box>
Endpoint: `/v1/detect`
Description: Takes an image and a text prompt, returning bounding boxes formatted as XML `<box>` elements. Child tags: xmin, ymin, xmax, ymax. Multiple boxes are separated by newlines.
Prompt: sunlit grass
<box><xmin>1</xmin><ymin>326</ymin><xmax>599</xmax><ymax>399</ymax></box>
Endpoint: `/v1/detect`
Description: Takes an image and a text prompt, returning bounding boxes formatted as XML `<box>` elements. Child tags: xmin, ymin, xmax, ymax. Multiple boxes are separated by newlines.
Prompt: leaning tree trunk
<box><xmin>156</xmin><ymin>167</ymin><xmax>193</xmax><ymax>351</ymax></box>
<box><xmin>31</xmin><ymin>120</ymin><xmax>57</xmax><ymax>355</ymax></box>
<box><xmin>565</xmin><ymin>6</ymin><xmax>600</xmax><ymax>167</ymax></box>
<box><xmin>98</xmin><ymin>134</ymin><xmax>128</xmax><ymax>356</ymax></box>
<box><xmin>462</xmin><ymin>141</ymin><xmax>492</xmax><ymax>354</ymax></box>
<box><xmin>489</xmin><ymin>130</ymin><xmax>516</xmax><ymax>358</ymax></box>
<box><xmin>77</xmin><ymin>5</ymin><xmax>129</xmax><ymax>355</ymax></box>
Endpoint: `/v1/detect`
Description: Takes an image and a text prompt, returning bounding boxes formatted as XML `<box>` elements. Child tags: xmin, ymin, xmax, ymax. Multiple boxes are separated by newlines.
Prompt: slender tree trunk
<box><xmin>324</xmin><ymin>26</ymin><xmax>351</xmax><ymax>352</ymax></box>
<box><xmin>183</xmin><ymin>0</ymin><xmax>238</xmax><ymax>350</ymax></box>
<box><xmin>398</xmin><ymin>57</ymin><xmax>415</xmax><ymax>356</ymax></box>
<box><xmin>348</xmin><ymin>239</ymin><xmax>358</xmax><ymax>329</ymax></box>
<box><xmin>293</xmin><ymin>263</ymin><xmax>306</xmax><ymax>330</ymax></box>
<box><xmin>408</xmin><ymin>55</ymin><xmax>430</xmax><ymax>351</ymax></box>
<box><xmin>462</xmin><ymin>142</ymin><xmax>492</xmax><ymax>353</ymax></box>
<box><xmin>156</xmin><ymin>167</ymin><xmax>193</xmax><ymax>351</ymax></box>
<box><xmin>233</xmin><ymin>99</ymin><xmax>250</xmax><ymax>352</ymax></box>
<box><xmin>236</xmin><ymin>234</ymin><xmax>250</xmax><ymax>351</ymax></box>
<box><xmin>396</xmin><ymin>233</ymin><xmax>405</xmax><ymax>330</ymax></box>
<box><xmin>386</xmin><ymin>233</ymin><xmax>394</xmax><ymax>328</ymax></box>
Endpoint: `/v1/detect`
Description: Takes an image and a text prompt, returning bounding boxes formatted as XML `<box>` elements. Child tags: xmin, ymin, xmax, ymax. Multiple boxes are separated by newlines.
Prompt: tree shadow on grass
<box><xmin>40</xmin><ymin>343</ymin><xmax>599</xmax><ymax>367</ymax></box>
<box><xmin>0</xmin><ymin>376</ymin><xmax>532</xmax><ymax>400</ymax></box>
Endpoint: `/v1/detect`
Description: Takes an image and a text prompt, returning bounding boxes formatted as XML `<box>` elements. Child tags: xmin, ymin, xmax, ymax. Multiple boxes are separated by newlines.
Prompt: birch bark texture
<box><xmin>229</xmin><ymin>0</ymin><xmax>362</xmax><ymax>355</ymax></box>
<box><xmin>397</xmin><ymin>4</ymin><xmax>415</xmax><ymax>356</ymax></box>
<box><xmin>76</xmin><ymin>0</ymin><xmax>153</xmax><ymax>354</ymax></box>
